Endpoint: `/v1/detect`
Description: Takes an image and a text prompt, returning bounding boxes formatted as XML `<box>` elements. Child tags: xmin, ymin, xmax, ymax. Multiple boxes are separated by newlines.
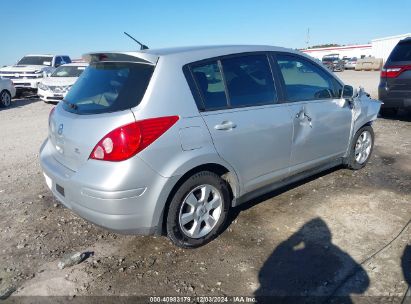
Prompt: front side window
<box><xmin>192</xmin><ymin>61</ymin><xmax>227</xmax><ymax>110</ymax></box>
<box><xmin>63</xmin><ymin>62</ymin><xmax>154</xmax><ymax>114</ymax></box>
<box><xmin>221</xmin><ymin>55</ymin><xmax>277</xmax><ymax>107</ymax></box>
<box><xmin>276</xmin><ymin>54</ymin><xmax>340</xmax><ymax>102</ymax></box>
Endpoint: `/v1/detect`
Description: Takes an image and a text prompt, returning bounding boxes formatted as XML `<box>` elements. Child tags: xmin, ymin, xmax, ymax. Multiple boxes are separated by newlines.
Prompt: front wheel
<box><xmin>0</xmin><ymin>90</ymin><xmax>11</xmax><ymax>107</ymax></box>
<box><xmin>345</xmin><ymin>126</ymin><xmax>374</xmax><ymax>170</ymax></box>
<box><xmin>166</xmin><ymin>171</ymin><xmax>230</xmax><ymax>248</ymax></box>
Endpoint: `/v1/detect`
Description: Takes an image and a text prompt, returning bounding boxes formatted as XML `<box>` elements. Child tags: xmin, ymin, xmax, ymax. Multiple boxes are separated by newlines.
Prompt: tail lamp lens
<box><xmin>90</xmin><ymin>116</ymin><xmax>179</xmax><ymax>162</ymax></box>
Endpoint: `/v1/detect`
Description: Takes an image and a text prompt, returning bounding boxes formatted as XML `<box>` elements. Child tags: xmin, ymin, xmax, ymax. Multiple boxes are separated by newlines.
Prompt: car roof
<box><xmin>400</xmin><ymin>37</ymin><xmax>411</xmax><ymax>43</ymax></box>
<box><xmin>85</xmin><ymin>45</ymin><xmax>303</xmax><ymax>65</ymax></box>
<box><xmin>24</xmin><ymin>54</ymin><xmax>54</xmax><ymax>57</ymax></box>
<box><xmin>24</xmin><ymin>54</ymin><xmax>70</xmax><ymax>57</ymax></box>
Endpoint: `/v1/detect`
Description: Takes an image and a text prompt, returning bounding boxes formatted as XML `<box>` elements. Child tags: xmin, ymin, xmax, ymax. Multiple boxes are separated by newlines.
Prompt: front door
<box><xmin>274</xmin><ymin>53</ymin><xmax>352</xmax><ymax>173</ymax></box>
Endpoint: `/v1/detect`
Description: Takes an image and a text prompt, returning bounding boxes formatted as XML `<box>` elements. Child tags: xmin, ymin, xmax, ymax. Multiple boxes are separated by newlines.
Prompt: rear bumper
<box><xmin>39</xmin><ymin>139</ymin><xmax>179</xmax><ymax>235</ymax></box>
<box><xmin>378</xmin><ymin>85</ymin><xmax>411</xmax><ymax>108</ymax></box>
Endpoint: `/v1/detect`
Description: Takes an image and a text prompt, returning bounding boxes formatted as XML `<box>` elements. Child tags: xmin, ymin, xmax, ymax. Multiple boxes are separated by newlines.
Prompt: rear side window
<box><xmin>276</xmin><ymin>54</ymin><xmax>340</xmax><ymax>102</ymax></box>
<box><xmin>63</xmin><ymin>62</ymin><xmax>154</xmax><ymax>114</ymax></box>
<box><xmin>192</xmin><ymin>61</ymin><xmax>228</xmax><ymax>110</ymax></box>
<box><xmin>221</xmin><ymin>55</ymin><xmax>277</xmax><ymax>107</ymax></box>
<box><xmin>388</xmin><ymin>41</ymin><xmax>411</xmax><ymax>62</ymax></box>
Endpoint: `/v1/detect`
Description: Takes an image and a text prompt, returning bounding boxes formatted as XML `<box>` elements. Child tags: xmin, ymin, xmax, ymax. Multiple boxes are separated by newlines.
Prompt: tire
<box><xmin>379</xmin><ymin>107</ymin><xmax>398</xmax><ymax>117</ymax></box>
<box><xmin>166</xmin><ymin>171</ymin><xmax>230</xmax><ymax>248</ymax></box>
<box><xmin>14</xmin><ymin>90</ymin><xmax>23</xmax><ymax>99</ymax></box>
<box><xmin>345</xmin><ymin>126</ymin><xmax>374</xmax><ymax>170</ymax></box>
<box><xmin>0</xmin><ymin>90</ymin><xmax>11</xmax><ymax>108</ymax></box>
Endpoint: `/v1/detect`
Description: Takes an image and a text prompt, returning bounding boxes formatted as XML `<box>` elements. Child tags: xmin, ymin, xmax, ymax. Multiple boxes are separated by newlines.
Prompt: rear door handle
<box><xmin>214</xmin><ymin>121</ymin><xmax>237</xmax><ymax>131</ymax></box>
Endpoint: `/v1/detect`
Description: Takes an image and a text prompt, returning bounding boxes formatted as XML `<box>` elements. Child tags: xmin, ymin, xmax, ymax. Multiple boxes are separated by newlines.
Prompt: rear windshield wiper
<box><xmin>63</xmin><ymin>99</ymin><xmax>78</xmax><ymax>110</ymax></box>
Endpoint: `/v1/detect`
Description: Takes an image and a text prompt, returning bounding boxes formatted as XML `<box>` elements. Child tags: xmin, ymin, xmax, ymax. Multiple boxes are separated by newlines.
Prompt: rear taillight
<box><xmin>48</xmin><ymin>106</ymin><xmax>55</xmax><ymax>126</ymax></box>
<box><xmin>381</xmin><ymin>65</ymin><xmax>411</xmax><ymax>78</ymax></box>
<box><xmin>90</xmin><ymin>116</ymin><xmax>179</xmax><ymax>162</ymax></box>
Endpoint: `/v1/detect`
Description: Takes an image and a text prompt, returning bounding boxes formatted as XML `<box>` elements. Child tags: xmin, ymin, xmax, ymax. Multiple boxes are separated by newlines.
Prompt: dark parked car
<box><xmin>322</xmin><ymin>54</ymin><xmax>345</xmax><ymax>72</ymax></box>
<box><xmin>378</xmin><ymin>37</ymin><xmax>411</xmax><ymax>116</ymax></box>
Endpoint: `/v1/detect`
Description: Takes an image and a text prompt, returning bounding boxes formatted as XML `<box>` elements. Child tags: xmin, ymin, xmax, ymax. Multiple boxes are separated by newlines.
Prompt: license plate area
<box><xmin>56</xmin><ymin>184</ymin><xmax>65</xmax><ymax>197</ymax></box>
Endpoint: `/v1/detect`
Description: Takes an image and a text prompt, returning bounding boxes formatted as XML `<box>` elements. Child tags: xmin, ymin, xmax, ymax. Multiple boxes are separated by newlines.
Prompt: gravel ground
<box><xmin>0</xmin><ymin>72</ymin><xmax>410</xmax><ymax>302</ymax></box>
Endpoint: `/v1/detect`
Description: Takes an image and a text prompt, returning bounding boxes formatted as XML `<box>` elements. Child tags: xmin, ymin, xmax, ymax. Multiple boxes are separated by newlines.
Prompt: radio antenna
<box><xmin>124</xmin><ymin>32</ymin><xmax>149</xmax><ymax>50</ymax></box>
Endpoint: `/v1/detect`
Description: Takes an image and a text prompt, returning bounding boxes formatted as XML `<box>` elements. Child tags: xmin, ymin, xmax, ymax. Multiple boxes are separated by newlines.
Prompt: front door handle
<box><xmin>296</xmin><ymin>112</ymin><xmax>312</xmax><ymax>122</ymax></box>
<box><xmin>214</xmin><ymin>121</ymin><xmax>237</xmax><ymax>131</ymax></box>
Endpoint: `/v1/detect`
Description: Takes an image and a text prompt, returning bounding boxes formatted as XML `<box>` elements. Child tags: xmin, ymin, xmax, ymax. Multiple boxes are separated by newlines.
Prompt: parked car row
<box><xmin>0</xmin><ymin>54</ymin><xmax>89</xmax><ymax>107</ymax></box>
<box><xmin>321</xmin><ymin>54</ymin><xmax>345</xmax><ymax>72</ymax></box>
<box><xmin>321</xmin><ymin>54</ymin><xmax>360</xmax><ymax>71</ymax></box>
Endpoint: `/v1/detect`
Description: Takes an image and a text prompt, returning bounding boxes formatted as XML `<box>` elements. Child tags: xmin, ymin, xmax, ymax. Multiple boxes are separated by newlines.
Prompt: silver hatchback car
<box><xmin>40</xmin><ymin>45</ymin><xmax>381</xmax><ymax>248</ymax></box>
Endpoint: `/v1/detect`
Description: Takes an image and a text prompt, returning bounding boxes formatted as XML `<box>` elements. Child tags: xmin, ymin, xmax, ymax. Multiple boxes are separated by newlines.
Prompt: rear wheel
<box><xmin>0</xmin><ymin>90</ymin><xmax>11</xmax><ymax>107</ymax></box>
<box><xmin>166</xmin><ymin>171</ymin><xmax>230</xmax><ymax>248</ymax></box>
<box><xmin>345</xmin><ymin>126</ymin><xmax>374</xmax><ymax>170</ymax></box>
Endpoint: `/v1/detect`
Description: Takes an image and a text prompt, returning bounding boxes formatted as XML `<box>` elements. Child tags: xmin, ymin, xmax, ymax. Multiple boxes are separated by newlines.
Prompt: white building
<box><xmin>301</xmin><ymin>33</ymin><xmax>411</xmax><ymax>63</ymax></box>
<box><xmin>371</xmin><ymin>33</ymin><xmax>411</xmax><ymax>63</ymax></box>
<box><xmin>301</xmin><ymin>44</ymin><xmax>372</xmax><ymax>61</ymax></box>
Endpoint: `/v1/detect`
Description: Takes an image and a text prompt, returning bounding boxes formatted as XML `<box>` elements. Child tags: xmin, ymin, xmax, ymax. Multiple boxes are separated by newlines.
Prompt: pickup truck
<box><xmin>0</xmin><ymin>54</ymin><xmax>71</xmax><ymax>97</ymax></box>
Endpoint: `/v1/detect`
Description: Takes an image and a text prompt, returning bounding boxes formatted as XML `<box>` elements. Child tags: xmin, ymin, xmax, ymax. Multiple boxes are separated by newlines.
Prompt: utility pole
<box><xmin>306</xmin><ymin>28</ymin><xmax>310</xmax><ymax>49</ymax></box>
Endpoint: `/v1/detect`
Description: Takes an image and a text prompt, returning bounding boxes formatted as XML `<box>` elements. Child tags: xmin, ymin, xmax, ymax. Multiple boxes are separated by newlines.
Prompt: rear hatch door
<box><xmin>48</xmin><ymin>53</ymin><xmax>156</xmax><ymax>171</ymax></box>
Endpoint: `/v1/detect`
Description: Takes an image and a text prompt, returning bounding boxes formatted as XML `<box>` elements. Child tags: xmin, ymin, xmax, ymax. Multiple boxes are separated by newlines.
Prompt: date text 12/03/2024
<box><xmin>149</xmin><ymin>296</ymin><xmax>256</xmax><ymax>303</ymax></box>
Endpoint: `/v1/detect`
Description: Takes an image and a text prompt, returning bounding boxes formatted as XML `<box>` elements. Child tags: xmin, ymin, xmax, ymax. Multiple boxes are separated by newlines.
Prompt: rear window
<box><xmin>388</xmin><ymin>41</ymin><xmax>411</xmax><ymax>62</ymax></box>
<box><xmin>63</xmin><ymin>62</ymin><xmax>154</xmax><ymax>114</ymax></box>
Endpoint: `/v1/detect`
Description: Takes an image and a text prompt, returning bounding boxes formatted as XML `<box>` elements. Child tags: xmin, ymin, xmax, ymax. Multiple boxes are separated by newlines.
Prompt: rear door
<box><xmin>274</xmin><ymin>53</ymin><xmax>352</xmax><ymax>173</ymax></box>
<box><xmin>189</xmin><ymin>54</ymin><xmax>293</xmax><ymax>193</ymax></box>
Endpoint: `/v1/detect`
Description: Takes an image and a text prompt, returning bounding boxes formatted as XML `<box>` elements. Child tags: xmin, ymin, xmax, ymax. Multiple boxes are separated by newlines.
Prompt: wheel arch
<box><xmin>158</xmin><ymin>162</ymin><xmax>239</xmax><ymax>235</ymax></box>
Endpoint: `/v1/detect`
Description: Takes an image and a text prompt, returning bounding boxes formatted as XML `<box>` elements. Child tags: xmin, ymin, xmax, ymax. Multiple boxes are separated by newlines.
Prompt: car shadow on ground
<box><xmin>224</xmin><ymin>166</ymin><xmax>342</xmax><ymax>228</ymax></box>
<box><xmin>402</xmin><ymin>245</ymin><xmax>411</xmax><ymax>303</ymax></box>
<box><xmin>1</xmin><ymin>97</ymin><xmax>44</xmax><ymax>110</ymax></box>
<box><xmin>253</xmin><ymin>218</ymin><xmax>369</xmax><ymax>304</ymax></box>
<box><xmin>379</xmin><ymin>109</ymin><xmax>411</xmax><ymax>122</ymax></box>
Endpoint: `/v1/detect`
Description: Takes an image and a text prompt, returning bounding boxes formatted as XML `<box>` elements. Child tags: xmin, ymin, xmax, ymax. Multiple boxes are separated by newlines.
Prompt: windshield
<box><xmin>17</xmin><ymin>56</ymin><xmax>53</xmax><ymax>66</ymax></box>
<box><xmin>63</xmin><ymin>62</ymin><xmax>154</xmax><ymax>114</ymax></box>
<box><xmin>52</xmin><ymin>65</ymin><xmax>86</xmax><ymax>77</ymax></box>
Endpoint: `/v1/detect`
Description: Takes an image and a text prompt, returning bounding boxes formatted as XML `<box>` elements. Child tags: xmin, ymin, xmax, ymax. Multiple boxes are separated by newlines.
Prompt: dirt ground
<box><xmin>0</xmin><ymin>71</ymin><xmax>410</xmax><ymax>303</ymax></box>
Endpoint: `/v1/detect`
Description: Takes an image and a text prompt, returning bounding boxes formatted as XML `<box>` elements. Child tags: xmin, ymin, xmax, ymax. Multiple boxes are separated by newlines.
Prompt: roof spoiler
<box><xmin>82</xmin><ymin>52</ymin><xmax>158</xmax><ymax>65</ymax></box>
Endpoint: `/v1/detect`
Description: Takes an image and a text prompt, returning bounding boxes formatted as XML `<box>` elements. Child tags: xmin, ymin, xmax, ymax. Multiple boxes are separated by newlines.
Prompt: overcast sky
<box><xmin>1</xmin><ymin>0</ymin><xmax>411</xmax><ymax>66</ymax></box>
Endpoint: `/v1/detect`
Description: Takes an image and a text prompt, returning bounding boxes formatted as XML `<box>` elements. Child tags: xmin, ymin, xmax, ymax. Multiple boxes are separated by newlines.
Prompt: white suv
<box><xmin>0</xmin><ymin>54</ymin><xmax>71</xmax><ymax>96</ymax></box>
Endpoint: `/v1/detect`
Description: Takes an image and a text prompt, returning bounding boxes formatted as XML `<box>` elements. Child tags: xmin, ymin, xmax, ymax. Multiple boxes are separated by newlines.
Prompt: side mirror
<box><xmin>341</xmin><ymin>85</ymin><xmax>357</xmax><ymax>99</ymax></box>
